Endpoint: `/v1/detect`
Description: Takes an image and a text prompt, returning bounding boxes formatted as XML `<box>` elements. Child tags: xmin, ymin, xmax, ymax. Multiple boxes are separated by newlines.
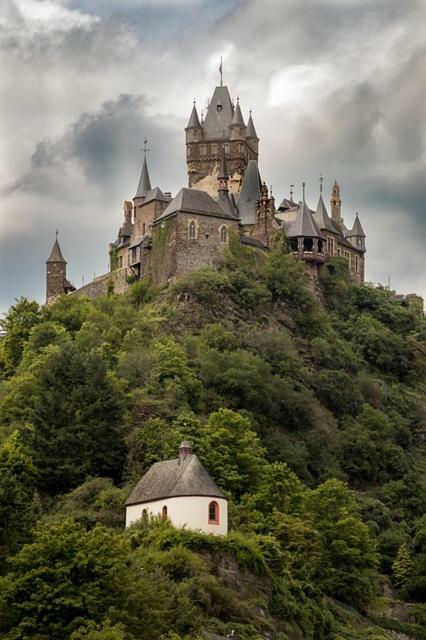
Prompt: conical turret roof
<box><xmin>186</xmin><ymin>103</ymin><xmax>201</xmax><ymax>129</ymax></box>
<box><xmin>288</xmin><ymin>197</ymin><xmax>324</xmax><ymax>239</ymax></box>
<box><xmin>135</xmin><ymin>157</ymin><xmax>151</xmax><ymax>199</ymax></box>
<box><xmin>46</xmin><ymin>238</ymin><xmax>66</xmax><ymax>263</ymax></box>
<box><xmin>236</xmin><ymin>159</ymin><xmax>262</xmax><ymax>225</ymax></box>
<box><xmin>313</xmin><ymin>194</ymin><xmax>338</xmax><ymax>233</ymax></box>
<box><xmin>231</xmin><ymin>99</ymin><xmax>245</xmax><ymax>127</ymax></box>
<box><xmin>246</xmin><ymin>113</ymin><xmax>258</xmax><ymax>139</ymax></box>
<box><xmin>348</xmin><ymin>213</ymin><xmax>365</xmax><ymax>237</ymax></box>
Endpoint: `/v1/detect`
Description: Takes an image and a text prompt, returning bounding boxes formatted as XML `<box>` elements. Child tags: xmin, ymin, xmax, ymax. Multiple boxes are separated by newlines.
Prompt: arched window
<box><xmin>208</xmin><ymin>500</ymin><xmax>219</xmax><ymax>525</ymax></box>
<box><xmin>189</xmin><ymin>220</ymin><xmax>196</xmax><ymax>239</ymax></box>
<box><xmin>162</xmin><ymin>505</ymin><xmax>168</xmax><ymax>518</ymax></box>
<box><xmin>220</xmin><ymin>226</ymin><xmax>227</xmax><ymax>243</ymax></box>
<box><xmin>142</xmin><ymin>222</ymin><xmax>146</xmax><ymax>235</ymax></box>
<box><xmin>142</xmin><ymin>508</ymin><xmax>148</xmax><ymax>519</ymax></box>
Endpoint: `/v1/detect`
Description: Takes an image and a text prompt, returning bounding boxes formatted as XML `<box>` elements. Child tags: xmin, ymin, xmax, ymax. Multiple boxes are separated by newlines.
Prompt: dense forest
<box><xmin>0</xmin><ymin>233</ymin><xmax>425</xmax><ymax>640</ymax></box>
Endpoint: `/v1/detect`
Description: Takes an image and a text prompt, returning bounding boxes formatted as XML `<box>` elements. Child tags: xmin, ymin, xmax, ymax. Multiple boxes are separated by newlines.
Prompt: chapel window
<box><xmin>142</xmin><ymin>509</ymin><xmax>148</xmax><ymax>519</ymax></box>
<box><xmin>208</xmin><ymin>501</ymin><xmax>219</xmax><ymax>525</ymax></box>
<box><xmin>162</xmin><ymin>505</ymin><xmax>168</xmax><ymax>518</ymax></box>
<box><xmin>220</xmin><ymin>226</ymin><xmax>228</xmax><ymax>243</ymax></box>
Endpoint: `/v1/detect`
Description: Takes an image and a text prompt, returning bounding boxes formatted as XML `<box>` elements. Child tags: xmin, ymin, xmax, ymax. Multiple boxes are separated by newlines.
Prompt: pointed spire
<box><xmin>246</xmin><ymin>111</ymin><xmax>258</xmax><ymax>139</ymax></box>
<box><xmin>351</xmin><ymin>212</ymin><xmax>366</xmax><ymax>237</ymax></box>
<box><xmin>237</xmin><ymin>159</ymin><xmax>262</xmax><ymax>224</ymax></box>
<box><xmin>46</xmin><ymin>236</ymin><xmax>66</xmax><ymax>263</ymax></box>
<box><xmin>231</xmin><ymin>97</ymin><xmax>245</xmax><ymax>127</ymax></box>
<box><xmin>186</xmin><ymin>101</ymin><xmax>201</xmax><ymax>129</ymax></box>
<box><xmin>135</xmin><ymin>152</ymin><xmax>152</xmax><ymax>200</ymax></box>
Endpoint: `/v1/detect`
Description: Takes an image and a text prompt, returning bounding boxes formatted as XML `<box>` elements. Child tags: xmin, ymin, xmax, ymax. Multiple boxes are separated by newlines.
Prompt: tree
<box><xmin>201</xmin><ymin>408</ymin><xmax>266</xmax><ymax>497</ymax></box>
<box><xmin>27</xmin><ymin>342</ymin><xmax>126</xmax><ymax>494</ymax></box>
<box><xmin>392</xmin><ymin>542</ymin><xmax>413</xmax><ymax>589</ymax></box>
<box><xmin>0</xmin><ymin>431</ymin><xmax>37</xmax><ymax>559</ymax></box>
<box><xmin>0</xmin><ymin>298</ymin><xmax>41</xmax><ymax>374</ymax></box>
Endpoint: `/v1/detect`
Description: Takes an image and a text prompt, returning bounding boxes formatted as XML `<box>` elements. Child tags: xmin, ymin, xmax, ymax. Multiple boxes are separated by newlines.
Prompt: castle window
<box><xmin>337</xmin><ymin>248</ymin><xmax>341</xmax><ymax>256</ymax></box>
<box><xmin>187</xmin><ymin>146</ymin><xmax>191</xmax><ymax>156</ymax></box>
<box><xmin>208</xmin><ymin>501</ymin><xmax>219</xmax><ymax>525</ymax></box>
<box><xmin>189</xmin><ymin>220</ymin><xmax>197</xmax><ymax>240</ymax></box>
<box><xmin>318</xmin><ymin>240</ymin><xmax>323</xmax><ymax>254</ymax></box>
<box><xmin>200</xmin><ymin>145</ymin><xmax>206</xmax><ymax>156</ymax></box>
<box><xmin>355</xmin><ymin>255</ymin><xmax>359</xmax><ymax>272</ymax></box>
<box><xmin>118</xmin><ymin>255</ymin><xmax>123</xmax><ymax>268</ymax></box>
<box><xmin>225</xmin><ymin>144</ymin><xmax>229</xmax><ymax>153</ymax></box>
<box><xmin>303</xmin><ymin>238</ymin><xmax>313</xmax><ymax>252</ymax></box>
<box><xmin>327</xmin><ymin>236</ymin><xmax>335</xmax><ymax>255</ymax></box>
<box><xmin>220</xmin><ymin>226</ymin><xmax>228</xmax><ymax>243</ymax></box>
<box><xmin>239</xmin><ymin>143</ymin><xmax>244</xmax><ymax>153</ymax></box>
<box><xmin>142</xmin><ymin>222</ymin><xmax>146</xmax><ymax>235</ymax></box>
<box><xmin>212</xmin><ymin>143</ymin><xmax>217</xmax><ymax>154</ymax></box>
<box><xmin>142</xmin><ymin>509</ymin><xmax>148</xmax><ymax>519</ymax></box>
<box><xmin>290</xmin><ymin>239</ymin><xmax>298</xmax><ymax>253</ymax></box>
<box><xmin>216</xmin><ymin>103</ymin><xmax>223</xmax><ymax>112</ymax></box>
<box><xmin>162</xmin><ymin>505</ymin><xmax>168</xmax><ymax>518</ymax></box>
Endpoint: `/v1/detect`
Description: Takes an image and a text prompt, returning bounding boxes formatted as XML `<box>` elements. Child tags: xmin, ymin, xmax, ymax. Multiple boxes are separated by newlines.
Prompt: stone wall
<box><xmin>72</xmin><ymin>267</ymin><xmax>129</xmax><ymax>299</ymax></box>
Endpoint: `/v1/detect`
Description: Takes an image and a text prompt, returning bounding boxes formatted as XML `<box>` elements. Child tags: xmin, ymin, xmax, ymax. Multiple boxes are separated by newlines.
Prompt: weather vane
<box><xmin>142</xmin><ymin>138</ymin><xmax>150</xmax><ymax>160</ymax></box>
<box><xmin>219</xmin><ymin>56</ymin><xmax>223</xmax><ymax>86</ymax></box>
<box><xmin>319</xmin><ymin>172</ymin><xmax>324</xmax><ymax>194</ymax></box>
<box><xmin>290</xmin><ymin>184</ymin><xmax>294</xmax><ymax>200</ymax></box>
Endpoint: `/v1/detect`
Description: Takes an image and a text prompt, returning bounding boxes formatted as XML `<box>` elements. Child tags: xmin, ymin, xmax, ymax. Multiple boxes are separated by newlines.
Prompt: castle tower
<box><xmin>46</xmin><ymin>235</ymin><xmax>75</xmax><ymax>305</ymax></box>
<box><xmin>251</xmin><ymin>182</ymin><xmax>276</xmax><ymax>248</ymax></box>
<box><xmin>330</xmin><ymin>180</ymin><xmax>343</xmax><ymax>226</ymax></box>
<box><xmin>186</xmin><ymin>83</ymin><xmax>259</xmax><ymax>196</ymax></box>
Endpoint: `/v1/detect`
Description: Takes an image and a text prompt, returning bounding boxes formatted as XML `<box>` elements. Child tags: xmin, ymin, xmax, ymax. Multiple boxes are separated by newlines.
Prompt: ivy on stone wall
<box><xmin>149</xmin><ymin>220</ymin><xmax>171</xmax><ymax>280</ymax></box>
<box><xmin>109</xmin><ymin>247</ymin><xmax>120</xmax><ymax>272</ymax></box>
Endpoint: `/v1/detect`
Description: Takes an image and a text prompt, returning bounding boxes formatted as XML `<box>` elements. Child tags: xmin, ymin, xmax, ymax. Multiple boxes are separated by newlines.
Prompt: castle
<box><xmin>45</xmin><ymin>76</ymin><xmax>367</xmax><ymax>304</ymax></box>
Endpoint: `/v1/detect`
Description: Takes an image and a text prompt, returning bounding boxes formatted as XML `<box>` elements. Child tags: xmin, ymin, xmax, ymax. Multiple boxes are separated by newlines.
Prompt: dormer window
<box><xmin>216</xmin><ymin>103</ymin><xmax>223</xmax><ymax>112</ymax></box>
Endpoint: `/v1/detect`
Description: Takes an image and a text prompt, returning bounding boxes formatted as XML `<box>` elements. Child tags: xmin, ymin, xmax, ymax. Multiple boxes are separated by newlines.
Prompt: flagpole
<box><xmin>219</xmin><ymin>56</ymin><xmax>223</xmax><ymax>86</ymax></box>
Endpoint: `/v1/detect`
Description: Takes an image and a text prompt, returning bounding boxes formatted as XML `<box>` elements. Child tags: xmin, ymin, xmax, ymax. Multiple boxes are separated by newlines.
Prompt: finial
<box><xmin>237</xmin><ymin>94</ymin><xmax>239</xmax><ymax>103</ymax></box>
<box><xmin>319</xmin><ymin>172</ymin><xmax>323</xmax><ymax>194</ymax></box>
<box><xmin>142</xmin><ymin>138</ymin><xmax>150</xmax><ymax>160</ymax></box>
<box><xmin>55</xmin><ymin>228</ymin><xmax>59</xmax><ymax>239</ymax></box>
<box><xmin>270</xmin><ymin>184</ymin><xmax>273</xmax><ymax>197</ymax></box>
<box><xmin>201</xmin><ymin>109</ymin><xmax>204</xmax><ymax>123</ymax></box>
<box><xmin>302</xmin><ymin>181</ymin><xmax>306</xmax><ymax>200</ymax></box>
<box><xmin>219</xmin><ymin>56</ymin><xmax>223</xmax><ymax>86</ymax></box>
<box><xmin>249</xmin><ymin>108</ymin><xmax>252</xmax><ymax>115</ymax></box>
<box><xmin>290</xmin><ymin>184</ymin><xmax>294</xmax><ymax>201</ymax></box>
<box><xmin>193</xmin><ymin>98</ymin><xmax>196</xmax><ymax>106</ymax></box>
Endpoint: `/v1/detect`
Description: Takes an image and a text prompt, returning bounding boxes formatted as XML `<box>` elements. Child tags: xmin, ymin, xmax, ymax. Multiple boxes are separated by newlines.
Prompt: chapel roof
<box><xmin>125</xmin><ymin>454</ymin><xmax>226</xmax><ymax>505</ymax></box>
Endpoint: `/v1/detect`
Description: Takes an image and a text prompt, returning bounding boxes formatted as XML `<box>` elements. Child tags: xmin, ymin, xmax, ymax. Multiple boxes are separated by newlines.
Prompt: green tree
<box><xmin>0</xmin><ymin>298</ymin><xmax>41</xmax><ymax>373</ymax></box>
<box><xmin>392</xmin><ymin>542</ymin><xmax>413</xmax><ymax>589</ymax></box>
<box><xmin>201</xmin><ymin>408</ymin><xmax>266</xmax><ymax>497</ymax></box>
<box><xmin>0</xmin><ymin>431</ymin><xmax>37</xmax><ymax>559</ymax></box>
<box><xmin>27</xmin><ymin>342</ymin><xmax>126</xmax><ymax>494</ymax></box>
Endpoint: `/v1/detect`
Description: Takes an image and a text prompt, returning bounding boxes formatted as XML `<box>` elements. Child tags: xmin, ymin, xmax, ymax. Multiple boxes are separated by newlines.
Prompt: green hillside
<box><xmin>0</xmin><ymin>235</ymin><xmax>425</xmax><ymax>639</ymax></box>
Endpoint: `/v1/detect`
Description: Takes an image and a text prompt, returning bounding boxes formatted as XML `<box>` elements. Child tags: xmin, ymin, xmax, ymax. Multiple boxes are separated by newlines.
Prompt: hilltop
<box><xmin>0</xmin><ymin>237</ymin><xmax>425</xmax><ymax>639</ymax></box>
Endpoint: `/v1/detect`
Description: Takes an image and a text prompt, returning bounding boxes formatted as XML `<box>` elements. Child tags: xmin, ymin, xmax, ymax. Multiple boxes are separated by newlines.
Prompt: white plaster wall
<box><xmin>126</xmin><ymin>495</ymin><xmax>228</xmax><ymax>535</ymax></box>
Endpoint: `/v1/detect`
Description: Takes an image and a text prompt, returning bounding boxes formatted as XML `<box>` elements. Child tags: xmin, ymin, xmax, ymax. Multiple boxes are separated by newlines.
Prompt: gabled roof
<box><xmin>313</xmin><ymin>195</ymin><xmax>339</xmax><ymax>234</ymax></box>
<box><xmin>135</xmin><ymin>157</ymin><xmax>151</xmax><ymax>199</ymax></box>
<box><xmin>246</xmin><ymin>113</ymin><xmax>258</xmax><ymax>139</ymax></box>
<box><xmin>186</xmin><ymin>103</ymin><xmax>201</xmax><ymax>129</ymax></box>
<box><xmin>154</xmin><ymin>187</ymin><xmax>237</xmax><ymax>224</ymax></box>
<box><xmin>287</xmin><ymin>199</ymin><xmax>324</xmax><ymax>239</ymax></box>
<box><xmin>125</xmin><ymin>454</ymin><xmax>226</xmax><ymax>506</ymax></box>
<box><xmin>142</xmin><ymin>187</ymin><xmax>170</xmax><ymax>205</ymax></box>
<box><xmin>46</xmin><ymin>239</ymin><xmax>66</xmax><ymax>263</ymax></box>
<box><xmin>202</xmin><ymin>85</ymin><xmax>234</xmax><ymax>139</ymax></box>
<box><xmin>230</xmin><ymin>100</ymin><xmax>245</xmax><ymax>127</ymax></box>
<box><xmin>346</xmin><ymin>213</ymin><xmax>365</xmax><ymax>238</ymax></box>
<box><xmin>236</xmin><ymin>159</ymin><xmax>262</xmax><ymax>225</ymax></box>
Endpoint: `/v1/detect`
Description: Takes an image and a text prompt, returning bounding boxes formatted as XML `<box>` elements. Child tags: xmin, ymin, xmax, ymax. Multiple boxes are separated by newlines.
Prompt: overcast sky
<box><xmin>0</xmin><ymin>0</ymin><xmax>425</xmax><ymax>313</ymax></box>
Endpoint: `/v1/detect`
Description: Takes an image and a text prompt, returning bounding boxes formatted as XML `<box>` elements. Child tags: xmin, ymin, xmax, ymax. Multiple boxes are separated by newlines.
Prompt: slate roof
<box><xmin>246</xmin><ymin>113</ymin><xmax>258</xmax><ymax>139</ymax></box>
<box><xmin>46</xmin><ymin>239</ymin><xmax>66</xmax><ymax>263</ymax></box>
<box><xmin>241</xmin><ymin>236</ymin><xmax>267</xmax><ymax>250</ymax></box>
<box><xmin>135</xmin><ymin>157</ymin><xmax>151</xmax><ymax>199</ymax></box>
<box><xmin>313</xmin><ymin>195</ymin><xmax>339</xmax><ymax>234</ymax></box>
<box><xmin>346</xmin><ymin>213</ymin><xmax>365</xmax><ymax>238</ymax></box>
<box><xmin>236</xmin><ymin>159</ymin><xmax>262</xmax><ymax>225</ymax></box>
<box><xmin>187</xmin><ymin>103</ymin><xmax>201</xmax><ymax>129</ymax></box>
<box><xmin>230</xmin><ymin>100</ymin><xmax>245</xmax><ymax>128</ymax></box>
<box><xmin>125</xmin><ymin>454</ymin><xmax>226</xmax><ymax>506</ymax></box>
<box><xmin>202</xmin><ymin>85</ymin><xmax>234</xmax><ymax>139</ymax></box>
<box><xmin>142</xmin><ymin>187</ymin><xmax>170</xmax><ymax>205</ymax></box>
<box><xmin>154</xmin><ymin>187</ymin><xmax>237</xmax><ymax>223</ymax></box>
<box><xmin>287</xmin><ymin>199</ymin><xmax>325</xmax><ymax>239</ymax></box>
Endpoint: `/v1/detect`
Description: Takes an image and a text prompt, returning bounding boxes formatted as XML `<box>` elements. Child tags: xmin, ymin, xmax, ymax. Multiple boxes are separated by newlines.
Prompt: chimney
<box><xmin>179</xmin><ymin>441</ymin><xmax>192</xmax><ymax>463</ymax></box>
